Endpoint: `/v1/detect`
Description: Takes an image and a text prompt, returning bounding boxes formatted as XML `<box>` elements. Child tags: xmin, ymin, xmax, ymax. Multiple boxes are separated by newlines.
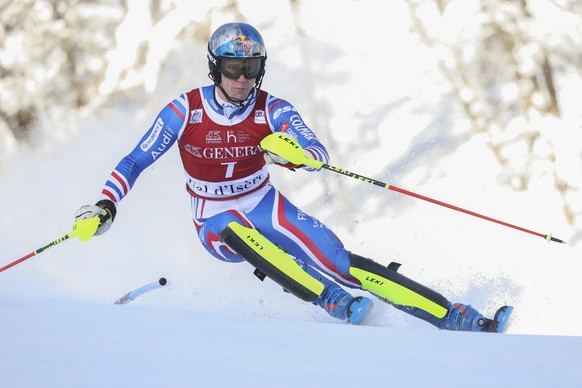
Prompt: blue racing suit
<box><xmin>100</xmin><ymin>85</ymin><xmax>360</xmax><ymax>288</ymax></box>
<box><xmin>96</xmin><ymin>85</ymin><xmax>492</xmax><ymax>331</ymax></box>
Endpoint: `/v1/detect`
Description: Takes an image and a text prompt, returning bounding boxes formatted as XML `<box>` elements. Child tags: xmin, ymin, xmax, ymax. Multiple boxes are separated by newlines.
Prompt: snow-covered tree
<box><xmin>0</xmin><ymin>0</ymin><xmax>124</xmax><ymax>147</ymax></box>
<box><xmin>406</xmin><ymin>0</ymin><xmax>582</xmax><ymax>236</ymax></box>
<box><xmin>1</xmin><ymin>0</ymin><xmax>580</xmax><ymax>239</ymax></box>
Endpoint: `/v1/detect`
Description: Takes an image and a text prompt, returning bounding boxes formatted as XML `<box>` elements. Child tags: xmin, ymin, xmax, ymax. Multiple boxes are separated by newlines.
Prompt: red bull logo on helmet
<box><xmin>232</xmin><ymin>35</ymin><xmax>256</xmax><ymax>55</ymax></box>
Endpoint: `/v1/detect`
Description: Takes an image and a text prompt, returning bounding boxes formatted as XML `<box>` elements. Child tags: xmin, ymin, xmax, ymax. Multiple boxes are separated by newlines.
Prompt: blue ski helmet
<box><xmin>207</xmin><ymin>22</ymin><xmax>267</xmax><ymax>87</ymax></box>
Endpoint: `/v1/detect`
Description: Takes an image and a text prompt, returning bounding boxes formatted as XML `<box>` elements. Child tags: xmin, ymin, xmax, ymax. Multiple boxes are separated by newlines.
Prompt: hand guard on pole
<box><xmin>73</xmin><ymin>199</ymin><xmax>116</xmax><ymax>242</ymax></box>
<box><xmin>260</xmin><ymin>133</ymin><xmax>319</xmax><ymax>170</ymax></box>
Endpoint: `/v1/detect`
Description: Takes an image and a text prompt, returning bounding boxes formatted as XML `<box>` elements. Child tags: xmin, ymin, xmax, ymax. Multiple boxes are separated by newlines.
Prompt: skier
<box><xmin>74</xmin><ymin>22</ymin><xmax>508</xmax><ymax>332</ymax></box>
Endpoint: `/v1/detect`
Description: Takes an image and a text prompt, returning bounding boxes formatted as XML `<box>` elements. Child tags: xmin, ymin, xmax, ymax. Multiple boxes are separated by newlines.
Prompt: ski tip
<box><xmin>347</xmin><ymin>297</ymin><xmax>374</xmax><ymax>325</ymax></box>
<box><xmin>493</xmin><ymin>305</ymin><xmax>513</xmax><ymax>333</ymax></box>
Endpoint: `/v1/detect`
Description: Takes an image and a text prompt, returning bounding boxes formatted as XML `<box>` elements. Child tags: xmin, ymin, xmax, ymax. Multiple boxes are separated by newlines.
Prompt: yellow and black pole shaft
<box><xmin>260</xmin><ymin>133</ymin><xmax>566</xmax><ymax>244</ymax></box>
<box><xmin>319</xmin><ymin>164</ymin><xmax>566</xmax><ymax>244</ymax></box>
<box><xmin>1</xmin><ymin>212</ymin><xmax>111</xmax><ymax>274</ymax></box>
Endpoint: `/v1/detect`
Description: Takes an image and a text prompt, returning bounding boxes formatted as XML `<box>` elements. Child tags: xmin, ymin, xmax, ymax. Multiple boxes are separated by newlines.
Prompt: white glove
<box><xmin>263</xmin><ymin>151</ymin><xmax>291</xmax><ymax>166</ymax></box>
<box><xmin>74</xmin><ymin>206</ymin><xmax>111</xmax><ymax>236</ymax></box>
<box><xmin>73</xmin><ymin>199</ymin><xmax>116</xmax><ymax>241</ymax></box>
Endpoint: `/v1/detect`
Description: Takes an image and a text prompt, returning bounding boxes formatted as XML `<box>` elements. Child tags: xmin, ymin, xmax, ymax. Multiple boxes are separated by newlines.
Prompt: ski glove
<box><xmin>73</xmin><ymin>199</ymin><xmax>117</xmax><ymax>242</ymax></box>
<box><xmin>263</xmin><ymin>151</ymin><xmax>301</xmax><ymax>169</ymax></box>
<box><xmin>260</xmin><ymin>133</ymin><xmax>312</xmax><ymax>169</ymax></box>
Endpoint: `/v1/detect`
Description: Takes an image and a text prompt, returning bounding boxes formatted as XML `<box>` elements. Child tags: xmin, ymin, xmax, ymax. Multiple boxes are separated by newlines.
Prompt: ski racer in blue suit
<box><xmin>74</xmin><ymin>22</ymin><xmax>505</xmax><ymax>331</ymax></box>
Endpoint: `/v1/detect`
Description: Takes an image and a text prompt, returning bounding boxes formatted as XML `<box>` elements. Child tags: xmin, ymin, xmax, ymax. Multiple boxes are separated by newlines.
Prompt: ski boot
<box><xmin>440</xmin><ymin>303</ymin><xmax>489</xmax><ymax>332</ymax></box>
<box><xmin>316</xmin><ymin>283</ymin><xmax>373</xmax><ymax>325</ymax></box>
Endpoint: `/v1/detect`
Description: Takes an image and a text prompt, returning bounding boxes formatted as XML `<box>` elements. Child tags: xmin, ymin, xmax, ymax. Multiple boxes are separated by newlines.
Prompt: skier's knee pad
<box><xmin>348</xmin><ymin>253</ymin><xmax>449</xmax><ymax>318</ymax></box>
<box><xmin>219</xmin><ymin>222</ymin><xmax>325</xmax><ymax>302</ymax></box>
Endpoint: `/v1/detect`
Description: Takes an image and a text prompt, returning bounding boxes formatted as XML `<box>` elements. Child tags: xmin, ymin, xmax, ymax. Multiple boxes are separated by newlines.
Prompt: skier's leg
<box><xmin>193</xmin><ymin>188</ymin><xmax>371</xmax><ymax>323</ymax></box>
<box><xmin>196</xmin><ymin>209</ymin><xmax>252</xmax><ymax>263</ymax></box>
<box><xmin>247</xmin><ymin>187</ymin><xmax>361</xmax><ymax>288</ymax></box>
<box><xmin>219</xmin><ymin>222</ymin><xmax>372</xmax><ymax>324</ymax></box>
<box><xmin>234</xmin><ymin>187</ymin><xmax>373</xmax><ymax>322</ymax></box>
<box><xmin>238</xmin><ymin>187</ymin><xmax>489</xmax><ymax>331</ymax></box>
<box><xmin>348</xmin><ymin>253</ymin><xmax>489</xmax><ymax>331</ymax></box>
<box><xmin>393</xmin><ymin>303</ymin><xmax>489</xmax><ymax>331</ymax></box>
<box><xmin>287</xmin><ymin>258</ymin><xmax>372</xmax><ymax>325</ymax></box>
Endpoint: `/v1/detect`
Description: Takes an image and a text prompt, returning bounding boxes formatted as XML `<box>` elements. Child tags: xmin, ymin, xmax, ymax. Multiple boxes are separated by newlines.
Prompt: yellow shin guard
<box><xmin>349</xmin><ymin>253</ymin><xmax>449</xmax><ymax>318</ymax></box>
<box><xmin>219</xmin><ymin>222</ymin><xmax>325</xmax><ymax>302</ymax></box>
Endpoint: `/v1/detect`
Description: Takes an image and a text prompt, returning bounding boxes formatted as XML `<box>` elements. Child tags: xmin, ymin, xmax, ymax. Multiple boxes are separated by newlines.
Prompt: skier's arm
<box><xmin>73</xmin><ymin>95</ymin><xmax>188</xmax><ymax>241</ymax></box>
<box><xmin>265</xmin><ymin>96</ymin><xmax>329</xmax><ymax>171</ymax></box>
<box><xmin>102</xmin><ymin>96</ymin><xmax>188</xmax><ymax>203</ymax></box>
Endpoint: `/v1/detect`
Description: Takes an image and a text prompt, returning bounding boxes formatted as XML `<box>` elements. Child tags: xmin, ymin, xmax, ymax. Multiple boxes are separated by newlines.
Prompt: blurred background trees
<box><xmin>406</xmin><ymin>0</ymin><xmax>581</xmax><ymax>231</ymax></box>
<box><xmin>1</xmin><ymin>0</ymin><xmax>580</xmax><ymax>236</ymax></box>
<box><xmin>0</xmin><ymin>0</ymin><xmax>124</xmax><ymax>144</ymax></box>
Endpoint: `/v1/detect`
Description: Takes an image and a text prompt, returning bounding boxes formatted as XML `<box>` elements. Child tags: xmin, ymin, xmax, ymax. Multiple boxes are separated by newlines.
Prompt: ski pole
<box><xmin>260</xmin><ymin>134</ymin><xmax>567</xmax><ymax>244</ymax></box>
<box><xmin>114</xmin><ymin>277</ymin><xmax>168</xmax><ymax>304</ymax></box>
<box><xmin>320</xmin><ymin>164</ymin><xmax>566</xmax><ymax>244</ymax></box>
<box><xmin>0</xmin><ymin>213</ymin><xmax>110</xmax><ymax>273</ymax></box>
<box><xmin>0</xmin><ymin>232</ymin><xmax>75</xmax><ymax>273</ymax></box>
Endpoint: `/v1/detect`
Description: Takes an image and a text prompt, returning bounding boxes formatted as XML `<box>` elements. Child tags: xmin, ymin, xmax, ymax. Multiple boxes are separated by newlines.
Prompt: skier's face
<box><xmin>218</xmin><ymin>72</ymin><xmax>255</xmax><ymax>101</ymax></box>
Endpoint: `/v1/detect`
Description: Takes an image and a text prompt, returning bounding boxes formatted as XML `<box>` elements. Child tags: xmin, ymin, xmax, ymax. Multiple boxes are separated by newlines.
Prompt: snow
<box><xmin>2</xmin><ymin>2</ymin><xmax>582</xmax><ymax>387</ymax></box>
<box><xmin>3</xmin><ymin>295</ymin><xmax>580</xmax><ymax>388</ymax></box>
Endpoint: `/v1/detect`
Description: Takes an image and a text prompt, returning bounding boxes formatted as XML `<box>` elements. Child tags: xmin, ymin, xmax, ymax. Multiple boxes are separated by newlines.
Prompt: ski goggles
<box><xmin>220</xmin><ymin>57</ymin><xmax>263</xmax><ymax>80</ymax></box>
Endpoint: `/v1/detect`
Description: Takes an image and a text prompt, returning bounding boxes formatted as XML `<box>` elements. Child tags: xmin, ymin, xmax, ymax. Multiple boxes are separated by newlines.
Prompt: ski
<box><xmin>484</xmin><ymin>305</ymin><xmax>513</xmax><ymax>333</ymax></box>
<box><xmin>347</xmin><ymin>296</ymin><xmax>374</xmax><ymax>325</ymax></box>
<box><xmin>114</xmin><ymin>277</ymin><xmax>168</xmax><ymax>305</ymax></box>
